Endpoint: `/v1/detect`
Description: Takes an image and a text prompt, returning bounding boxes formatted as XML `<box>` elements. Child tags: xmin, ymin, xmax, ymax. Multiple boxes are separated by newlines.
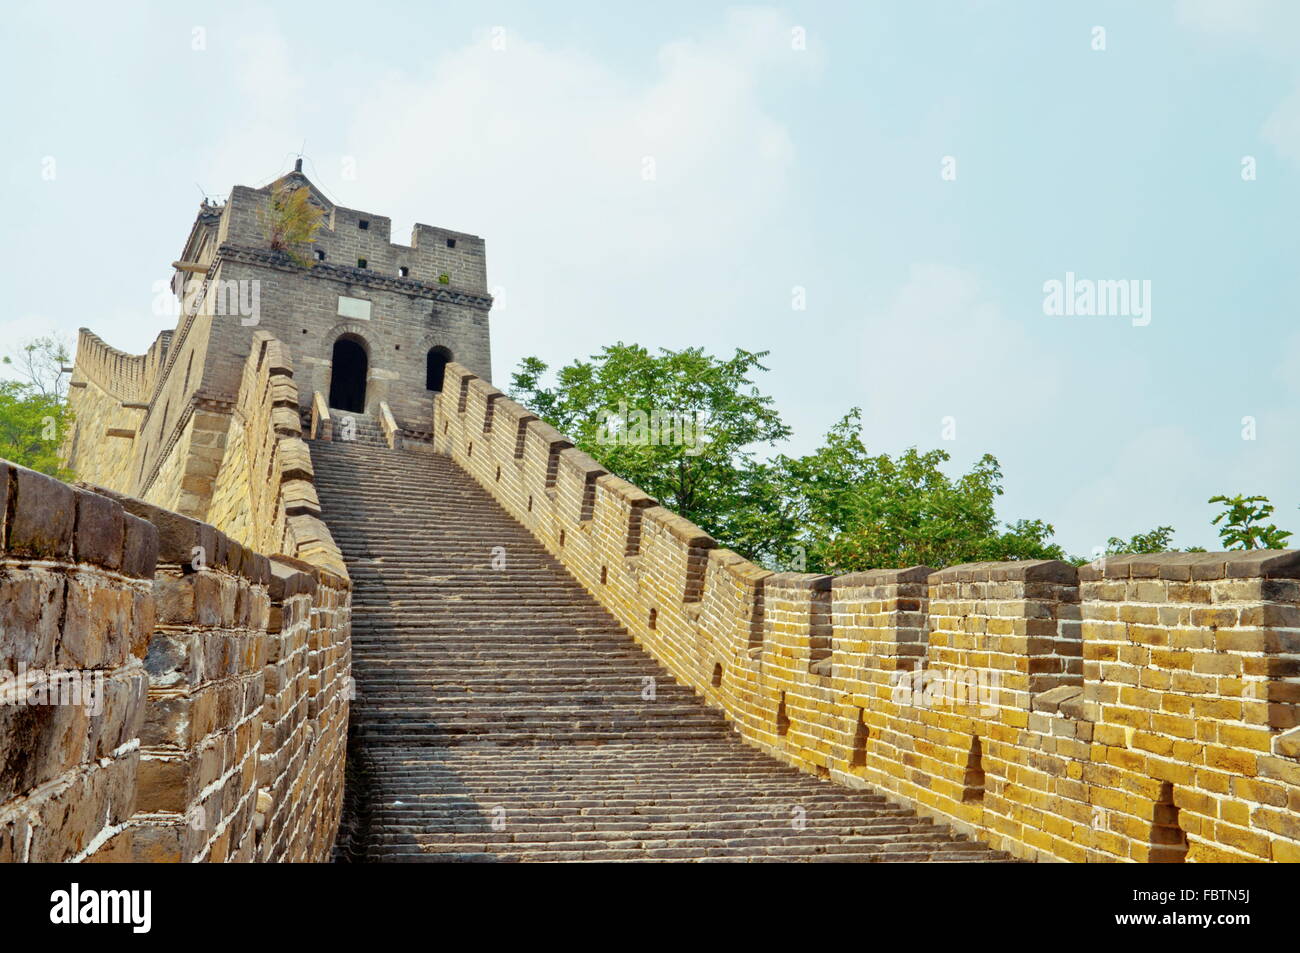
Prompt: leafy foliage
<box><xmin>772</xmin><ymin>410</ymin><xmax>1065</xmax><ymax>571</ymax></box>
<box><xmin>0</xmin><ymin>381</ymin><xmax>72</xmax><ymax>478</ymax></box>
<box><xmin>1208</xmin><ymin>494</ymin><xmax>1292</xmax><ymax>550</ymax></box>
<box><xmin>510</xmin><ymin>345</ymin><xmax>792</xmax><ymax>560</ymax></box>
<box><xmin>0</xmin><ymin>337</ymin><xmax>74</xmax><ymax>479</ymax></box>
<box><xmin>260</xmin><ymin>182</ymin><xmax>325</xmax><ymax>267</ymax></box>
<box><xmin>510</xmin><ymin>345</ymin><xmax>1065</xmax><ymax>571</ymax></box>
<box><xmin>513</xmin><ymin>345</ymin><xmax>1299</xmax><ymax>569</ymax></box>
<box><xmin>1105</xmin><ymin>525</ymin><xmax>1177</xmax><ymax>555</ymax></box>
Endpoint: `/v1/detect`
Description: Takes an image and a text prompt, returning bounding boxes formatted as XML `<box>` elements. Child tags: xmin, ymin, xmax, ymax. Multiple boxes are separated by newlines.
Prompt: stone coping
<box><xmin>2</xmin><ymin>462</ymin><xmax>156</xmax><ymax>579</ymax></box>
<box><xmin>1078</xmin><ymin>550</ymin><xmax>1300</xmax><ymax>581</ymax></box>
<box><xmin>833</xmin><ymin>566</ymin><xmax>936</xmax><ymax>588</ymax></box>
<box><xmin>74</xmin><ymin>479</ymin><xmax>271</xmax><ymax>585</ymax></box>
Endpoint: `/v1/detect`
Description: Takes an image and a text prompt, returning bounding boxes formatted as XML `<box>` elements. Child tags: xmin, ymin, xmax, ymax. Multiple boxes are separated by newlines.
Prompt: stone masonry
<box><xmin>3</xmin><ymin>308</ymin><xmax>353</xmax><ymax>861</ymax></box>
<box><xmin>312</xmin><ymin>425</ymin><xmax>1002</xmax><ymax>861</ymax></box>
<box><xmin>65</xmin><ymin>165</ymin><xmax>492</xmax><ymax>522</ymax></box>
<box><xmin>28</xmin><ymin>174</ymin><xmax>1300</xmax><ymax>863</ymax></box>
<box><xmin>0</xmin><ymin>461</ymin><xmax>349</xmax><ymax>861</ymax></box>
<box><xmin>434</xmin><ymin>360</ymin><xmax>1300</xmax><ymax>863</ymax></box>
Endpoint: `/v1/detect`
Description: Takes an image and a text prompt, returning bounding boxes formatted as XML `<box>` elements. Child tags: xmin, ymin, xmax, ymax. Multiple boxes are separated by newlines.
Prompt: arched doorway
<box><xmin>329</xmin><ymin>336</ymin><xmax>368</xmax><ymax>413</ymax></box>
<box><xmin>426</xmin><ymin>345</ymin><xmax>452</xmax><ymax>392</ymax></box>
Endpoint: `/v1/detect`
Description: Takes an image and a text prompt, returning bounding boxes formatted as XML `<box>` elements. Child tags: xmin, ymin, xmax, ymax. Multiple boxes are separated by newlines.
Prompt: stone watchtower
<box><xmin>63</xmin><ymin>162</ymin><xmax>493</xmax><ymax>518</ymax></box>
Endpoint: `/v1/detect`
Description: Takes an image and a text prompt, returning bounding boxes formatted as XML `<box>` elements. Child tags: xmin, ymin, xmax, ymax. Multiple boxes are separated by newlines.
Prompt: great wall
<box><xmin>0</xmin><ymin>333</ymin><xmax>349</xmax><ymax>862</ymax></box>
<box><xmin>2</xmin><ymin>169</ymin><xmax>1298</xmax><ymax>862</ymax></box>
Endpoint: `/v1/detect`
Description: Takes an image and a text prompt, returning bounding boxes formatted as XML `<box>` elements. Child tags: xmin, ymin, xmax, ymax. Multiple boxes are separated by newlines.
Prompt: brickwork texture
<box><xmin>433</xmin><ymin>360</ymin><xmax>1300</xmax><ymax>863</ymax></box>
<box><xmin>2</xmin><ymin>331</ymin><xmax>351</xmax><ymax>861</ymax></box>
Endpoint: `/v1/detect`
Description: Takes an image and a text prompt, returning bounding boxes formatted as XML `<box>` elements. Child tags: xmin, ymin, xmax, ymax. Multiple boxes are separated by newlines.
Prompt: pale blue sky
<box><xmin>4</xmin><ymin>0</ymin><xmax>1299</xmax><ymax>556</ymax></box>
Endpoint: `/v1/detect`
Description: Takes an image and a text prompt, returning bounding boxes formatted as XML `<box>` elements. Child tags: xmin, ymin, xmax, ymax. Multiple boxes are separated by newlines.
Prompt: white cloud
<box><xmin>201</xmin><ymin>11</ymin><xmax>812</xmax><ymax>374</ymax></box>
<box><xmin>232</xmin><ymin>29</ymin><xmax>306</xmax><ymax>108</ymax></box>
<box><xmin>855</xmin><ymin>263</ymin><xmax>1063</xmax><ymax>450</ymax></box>
<box><xmin>343</xmin><ymin>11</ymin><xmax>803</xmax><ymax>261</ymax></box>
<box><xmin>1056</xmin><ymin>425</ymin><xmax>1209</xmax><ymax>555</ymax></box>
<box><xmin>1178</xmin><ymin>0</ymin><xmax>1300</xmax><ymax>163</ymax></box>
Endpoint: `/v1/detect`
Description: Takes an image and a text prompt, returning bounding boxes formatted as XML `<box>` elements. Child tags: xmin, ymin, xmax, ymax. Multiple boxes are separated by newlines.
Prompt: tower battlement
<box><xmin>64</xmin><ymin>169</ymin><xmax>494</xmax><ymax>519</ymax></box>
<box><xmin>217</xmin><ymin>172</ymin><xmax>489</xmax><ymax>295</ymax></box>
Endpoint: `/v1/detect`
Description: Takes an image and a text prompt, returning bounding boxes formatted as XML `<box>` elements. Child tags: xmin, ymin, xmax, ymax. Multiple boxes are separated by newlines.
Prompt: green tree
<box><xmin>1105</xmin><ymin>525</ymin><xmax>1177</xmax><ymax>555</ymax></box>
<box><xmin>510</xmin><ymin>346</ymin><xmax>1066</xmax><ymax>571</ymax></box>
<box><xmin>0</xmin><ymin>381</ymin><xmax>71</xmax><ymax>477</ymax></box>
<box><xmin>1208</xmin><ymin>494</ymin><xmax>1292</xmax><ymax>550</ymax></box>
<box><xmin>510</xmin><ymin>344</ymin><xmax>794</xmax><ymax>559</ymax></box>
<box><xmin>3</xmin><ymin>334</ymin><xmax>71</xmax><ymax>400</ymax></box>
<box><xmin>0</xmin><ymin>336</ymin><xmax>74</xmax><ymax>478</ymax></box>
<box><xmin>773</xmin><ymin>410</ymin><xmax>1064</xmax><ymax>572</ymax></box>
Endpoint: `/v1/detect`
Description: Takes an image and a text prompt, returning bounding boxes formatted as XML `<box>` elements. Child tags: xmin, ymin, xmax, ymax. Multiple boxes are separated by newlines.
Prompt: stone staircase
<box><xmin>315</xmin><ymin>411</ymin><xmax>391</xmax><ymax>448</ymax></box>
<box><xmin>311</xmin><ymin>438</ymin><xmax>1009</xmax><ymax>862</ymax></box>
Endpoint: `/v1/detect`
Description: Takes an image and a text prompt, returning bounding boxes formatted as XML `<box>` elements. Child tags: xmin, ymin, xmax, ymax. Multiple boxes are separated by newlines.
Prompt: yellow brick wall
<box><xmin>434</xmin><ymin>361</ymin><xmax>1300</xmax><ymax>864</ymax></box>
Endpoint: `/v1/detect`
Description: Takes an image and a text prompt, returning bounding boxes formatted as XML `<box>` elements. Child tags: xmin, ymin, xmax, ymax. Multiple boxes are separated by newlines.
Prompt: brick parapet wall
<box><xmin>255</xmin><ymin>556</ymin><xmax>349</xmax><ymax>862</ymax></box>
<box><xmin>1078</xmin><ymin>551</ymin><xmax>1300</xmax><ymax>862</ymax></box>
<box><xmin>0</xmin><ymin>464</ymin><xmax>156</xmax><ymax>862</ymax></box>
<box><xmin>68</xmin><ymin>327</ymin><xmax>161</xmax><ymax>405</ymax></box>
<box><xmin>208</xmin><ymin>331</ymin><xmax>348</xmax><ymax>579</ymax></box>
<box><xmin>434</xmin><ymin>361</ymin><xmax>1300</xmax><ymax>863</ymax></box>
<box><xmin>0</xmin><ymin>455</ymin><xmax>349</xmax><ymax>862</ymax></box>
<box><xmin>124</xmin><ymin>500</ymin><xmax>272</xmax><ymax>863</ymax></box>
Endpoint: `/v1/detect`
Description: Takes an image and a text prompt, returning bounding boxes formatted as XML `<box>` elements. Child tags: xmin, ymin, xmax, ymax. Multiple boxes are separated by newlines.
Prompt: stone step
<box><xmin>311</xmin><ymin>436</ymin><xmax>1010</xmax><ymax>863</ymax></box>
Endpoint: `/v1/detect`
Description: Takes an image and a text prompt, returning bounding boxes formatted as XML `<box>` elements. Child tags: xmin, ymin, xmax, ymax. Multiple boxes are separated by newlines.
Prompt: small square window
<box><xmin>357</xmin><ymin>258</ymin><xmax>367</xmax><ymax>269</ymax></box>
<box><xmin>314</xmin><ymin>249</ymin><xmax>326</xmax><ymax>261</ymax></box>
<box><xmin>398</xmin><ymin>266</ymin><xmax>409</xmax><ymax>277</ymax></box>
<box><xmin>358</xmin><ymin>219</ymin><xmax>370</xmax><ymax>231</ymax></box>
<box><xmin>446</xmin><ymin>238</ymin><xmax>456</xmax><ymax>248</ymax></box>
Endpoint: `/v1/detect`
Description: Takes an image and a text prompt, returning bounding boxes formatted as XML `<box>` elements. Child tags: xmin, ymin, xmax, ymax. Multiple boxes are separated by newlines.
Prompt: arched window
<box><xmin>329</xmin><ymin>336</ymin><xmax>368</xmax><ymax>413</ymax></box>
<box><xmin>426</xmin><ymin>345</ymin><xmax>452</xmax><ymax>392</ymax></box>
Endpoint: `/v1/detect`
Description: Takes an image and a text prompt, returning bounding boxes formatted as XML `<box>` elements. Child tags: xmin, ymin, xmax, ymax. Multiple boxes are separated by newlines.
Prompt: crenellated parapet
<box><xmin>927</xmin><ymin>559</ymin><xmax>1082</xmax><ymax>713</ymax></box>
<box><xmin>1078</xmin><ymin>551</ymin><xmax>1300</xmax><ymax>861</ymax></box>
<box><xmin>207</xmin><ymin>331</ymin><xmax>348</xmax><ymax>579</ymax></box>
<box><xmin>221</xmin><ymin>176</ymin><xmax>490</xmax><ymax>296</ymax></box>
<box><xmin>69</xmin><ymin>327</ymin><xmax>165</xmax><ymax>405</ymax></box>
<box><xmin>65</xmin><ymin>329</ymin><xmax>176</xmax><ymax>494</ymax></box>
<box><xmin>433</xmin><ymin>360</ymin><xmax>1300</xmax><ymax>863</ymax></box>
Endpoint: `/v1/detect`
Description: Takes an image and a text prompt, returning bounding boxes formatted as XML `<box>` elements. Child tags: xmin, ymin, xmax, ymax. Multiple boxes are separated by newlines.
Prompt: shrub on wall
<box><xmin>260</xmin><ymin>182</ymin><xmax>325</xmax><ymax>268</ymax></box>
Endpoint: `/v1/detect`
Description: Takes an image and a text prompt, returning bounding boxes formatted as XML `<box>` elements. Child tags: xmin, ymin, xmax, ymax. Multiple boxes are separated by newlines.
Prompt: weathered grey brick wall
<box><xmin>0</xmin><ymin>460</ymin><xmax>350</xmax><ymax>862</ymax></box>
<box><xmin>201</xmin><ymin>253</ymin><xmax>491</xmax><ymax>429</ymax></box>
<box><xmin>0</xmin><ymin>465</ymin><xmax>156</xmax><ymax>863</ymax></box>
